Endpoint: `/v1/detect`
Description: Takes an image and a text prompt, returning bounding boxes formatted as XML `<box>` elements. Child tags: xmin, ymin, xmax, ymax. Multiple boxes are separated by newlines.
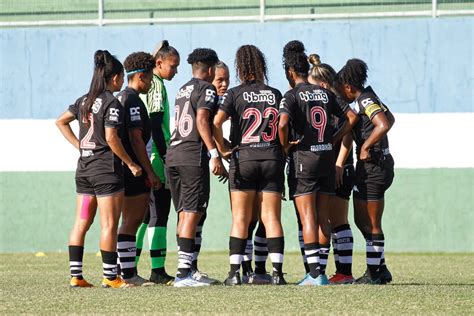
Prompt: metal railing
<box><xmin>1</xmin><ymin>0</ymin><xmax>473</xmax><ymax>27</ymax></box>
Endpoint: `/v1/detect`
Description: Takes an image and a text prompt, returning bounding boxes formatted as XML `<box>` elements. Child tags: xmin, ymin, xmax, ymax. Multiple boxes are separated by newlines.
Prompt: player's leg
<box><xmin>68</xmin><ymin>192</ymin><xmax>97</xmax><ymax>288</ymax></box>
<box><xmin>224</xmin><ymin>190</ymin><xmax>255</xmax><ymax>285</ymax></box>
<box><xmin>148</xmin><ymin>186</ymin><xmax>174</xmax><ymax>285</ymax></box>
<box><xmin>253</xmin><ymin>220</ymin><xmax>270</xmax><ymax>279</ymax></box>
<box><xmin>260</xmin><ymin>191</ymin><xmax>286</xmax><ymax>285</ymax></box>
<box><xmin>294</xmin><ymin>202</ymin><xmax>310</xmax><ymax>274</ymax></box>
<box><xmin>328</xmin><ymin>186</ymin><xmax>354</xmax><ymax>284</ymax></box>
<box><xmin>134</xmin><ymin>208</ymin><xmax>149</xmax><ymax>268</ymax></box>
<box><xmin>96</xmin><ymin>188</ymin><xmax>129</xmax><ymax>288</ymax></box>
<box><xmin>316</xmin><ymin>192</ymin><xmax>332</xmax><ymax>283</ymax></box>
<box><xmin>118</xmin><ymin>192</ymin><xmax>153</xmax><ymax>286</ymax></box>
<box><xmin>241</xmin><ymin>218</ymin><xmax>257</xmax><ymax>282</ymax></box>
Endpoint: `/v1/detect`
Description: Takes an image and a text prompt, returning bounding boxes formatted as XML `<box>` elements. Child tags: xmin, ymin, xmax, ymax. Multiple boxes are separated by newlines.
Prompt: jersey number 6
<box><xmin>175</xmin><ymin>101</ymin><xmax>193</xmax><ymax>138</ymax></box>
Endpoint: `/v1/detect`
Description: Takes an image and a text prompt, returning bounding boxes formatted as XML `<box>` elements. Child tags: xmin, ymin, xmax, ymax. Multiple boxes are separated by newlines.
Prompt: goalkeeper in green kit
<box><xmin>135</xmin><ymin>40</ymin><xmax>180</xmax><ymax>285</ymax></box>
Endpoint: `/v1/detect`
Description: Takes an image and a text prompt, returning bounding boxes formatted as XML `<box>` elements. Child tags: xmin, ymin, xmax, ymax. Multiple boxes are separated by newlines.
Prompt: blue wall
<box><xmin>0</xmin><ymin>17</ymin><xmax>472</xmax><ymax>118</ymax></box>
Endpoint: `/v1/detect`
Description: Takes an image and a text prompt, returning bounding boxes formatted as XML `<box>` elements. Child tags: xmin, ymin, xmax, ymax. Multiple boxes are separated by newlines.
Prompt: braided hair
<box><xmin>235</xmin><ymin>45</ymin><xmax>267</xmax><ymax>84</ymax></box>
<box><xmin>335</xmin><ymin>58</ymin><xmax>368</xmax><ymax>90</ymax></box>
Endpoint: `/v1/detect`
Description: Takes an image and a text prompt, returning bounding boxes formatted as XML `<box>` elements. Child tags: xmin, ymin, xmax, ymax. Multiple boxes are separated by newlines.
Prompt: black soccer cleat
<box><xmin>379</xmin><ymin>265</ymin><xmax>392</xmax><ymax>284</ymax></box>
<box><xmin>149</xmin><ymin>271</ymin><xmax>175</xmax><ymax>286</ymax></box>
<box><xmin>353</xmin><ymin>269</ymin><xmax>383</xmax><ymax>285</ymax></box>
<box><xmin>271</xmin><ymin>272</ymin><xmax>287</xmax><ymax>285</ymax></box>
<box><xmin>224</xmin><ymin>272</ymin><xmax>242</xmax><ymax>286</ymax></box>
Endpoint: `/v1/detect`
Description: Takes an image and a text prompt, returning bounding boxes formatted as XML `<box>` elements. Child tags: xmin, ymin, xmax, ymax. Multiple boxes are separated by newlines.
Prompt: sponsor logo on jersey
<box><xmin>92</xmin><ymin>98</ymin><xmax>103</xmax><ymax>113</ymax></box>
<box><xmin>81</xmin><ymin>150</ymin><xmax>94</xmax><ymax>157</ymax></box>
<box><xmin>176</xmin><ymin>85</ymin><xmax>194</xmax><ymax>99</ymax></box>
<box><xmin>299</xmin><ymin>90</ymin><xmax>329</xmax><ymax>103</ymax></box>
<box><xmin>243</xmin><ymin>91</ymin><xmax>276</xmax><ymax>105</ymax></box>
<box><xmin>310</xmin><ymin>143</ymin><xmax>333</xmax><ymax>152</ymax></box>
<box><xmin>130</xmin><ymin>107</ymin><xmax>141</xmax><ymax>121</ymax></box>
<box><xmin>205</xmin><ymin>89</ymin><xmax>216</xmax><ymax>102</ymax></box>
<box><xmin>109</xmin><ymin>108</ymin><xmax>120</xmax><ymax>121</ymax></box>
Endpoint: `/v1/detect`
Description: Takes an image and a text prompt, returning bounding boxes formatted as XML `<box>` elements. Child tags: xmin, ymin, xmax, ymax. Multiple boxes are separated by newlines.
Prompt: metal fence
<box><xmin>1</xmin><ymin>0</ymin><xmax>473</xmax><ymax>27</ymax></box>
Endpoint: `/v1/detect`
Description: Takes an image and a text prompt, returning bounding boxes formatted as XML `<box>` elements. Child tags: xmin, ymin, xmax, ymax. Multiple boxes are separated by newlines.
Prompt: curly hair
<box><xmin>152</xmin><ymin>40</ymin><xmax>179</xmax><ymax>60</ymax></box>
<box><xmin>123</xmin><ymin>52</ymin><xmax>155</xmax><ymax>78</ymax></box>
<box><xmin>335</xmin><ymin>58</ymin><xmax>368</xmax><ymax>90</ymax></box>
<box><xmin>308</xmin><ymin>53</ymin><xmax>337</xmax><ymax>88</ymax></box>
<box><xmin>235</xmin><ymin>45</ymin><xmax>267</xmax><ymax>84</ymax></box>
<box><xmin>187</xmin><ymin>48</ymin><xmax>219</xmax><ymax>71</ymax></box>
<box><xmin>282</xmin><ymin>40</ymin><xmax>309</xmax><ymax>77</ymax></box>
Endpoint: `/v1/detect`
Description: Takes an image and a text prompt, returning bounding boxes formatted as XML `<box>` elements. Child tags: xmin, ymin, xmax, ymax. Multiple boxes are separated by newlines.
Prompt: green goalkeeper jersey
<box><xmin>140</xmin><ymin>74</ymin><xmax>171</xmax><ymax>182</ymax></box>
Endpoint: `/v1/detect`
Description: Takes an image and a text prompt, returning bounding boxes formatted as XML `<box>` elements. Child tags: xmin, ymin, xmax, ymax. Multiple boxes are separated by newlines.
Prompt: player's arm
<box><xmin>278</xmin><ymin>112</ymin><xmax>291</xmax><ymax>156</ymax></box>
<box><xmin>129</xmin><ymin>128</ymin><xmax>161</xmax><ymax>189</ymax></box>
<box><xmin>212</xmin><ymin>110</ymin><xmax>231</xmax><ymax>160</ymax></box>
<box><xmin>333</xmin><ymin>108</ymin><xmax>358</xmax><ymax>145</ymax></box>
<box><xmin>385</xmin><ymin>110</ymin><xmax>396</xmax><ymax>130</ymax></box>
<box><xmin>149</xmin><ymin>112</ymin><xmax>167</xmax><ymax>159</ymax></box>
<box><xmin>56</xmin><ymin>110</ymin><xmax>79</xmax><ymax>150</ymax></box>
<box><xmin>196</xmin><ymin>108</ymin><xmax>225</xmax><ymax>176</ymax></box>
<box><xmin>360</xmin><ymin>111</ymin><xmax>390</xmax><ymax>161</ymax></box>
<box><xmin>335</xmin><ymin>133</ymin><xmax>353</xmax><ymax>188</ymax></box>
<box><xmin>105</xmin><ymin>127</ymin><xmax>142</xmax><ymax>177</ymax></box>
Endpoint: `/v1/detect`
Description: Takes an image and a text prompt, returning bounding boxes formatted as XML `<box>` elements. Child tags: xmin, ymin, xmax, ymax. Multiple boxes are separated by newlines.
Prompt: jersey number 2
<box><xmin>241</xmin><ymin>107</ymin><xmax>278</xmax><ymax>143</ymax></box>
<box><xmin>80</xmin><ymin>114</ymin><xmax>96</xmax><ymax>149</ymax></box>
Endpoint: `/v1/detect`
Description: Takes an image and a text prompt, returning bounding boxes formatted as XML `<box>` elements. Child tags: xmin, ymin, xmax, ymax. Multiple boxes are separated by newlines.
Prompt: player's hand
<box><xmin>210</xmin><ymin>157</ymin><xmax>225</xmax><ymax>176</ymax></box>
<box><xmin>359</xmin><ymin>145</ymin><xmax>371</xmax><ymax>161</ymax></box>
<box><xmin>335</xmin><ymin>164</ymin><xmax>343</xmax><ymax>189</ymax></box>
<box><xmin>147</xmin><ymin>172</ymin><xmax>162</xmax><ymax>191</ymax></box>
<box><xmin>128</xmin><ymin>163</ymin><xmax>142</xmax><ymax>177</ymax></box>
<box><xmin>283</xmin><ymin>139</ymin><xmax>300</xmax><ymax>156</ymax></box>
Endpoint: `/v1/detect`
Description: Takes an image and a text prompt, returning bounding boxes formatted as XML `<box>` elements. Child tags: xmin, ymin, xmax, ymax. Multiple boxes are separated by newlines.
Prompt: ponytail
<box><xmin>81</xmin><ymin>50</ymin><xmax>123</xmax><ymax>124</ymax></box>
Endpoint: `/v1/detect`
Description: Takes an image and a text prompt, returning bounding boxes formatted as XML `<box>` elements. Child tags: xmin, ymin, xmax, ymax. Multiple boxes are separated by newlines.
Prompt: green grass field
<box><xmin>1</xmin><ymin>252</ymin><xmax>473</xmax><ymax>314</ymax></box>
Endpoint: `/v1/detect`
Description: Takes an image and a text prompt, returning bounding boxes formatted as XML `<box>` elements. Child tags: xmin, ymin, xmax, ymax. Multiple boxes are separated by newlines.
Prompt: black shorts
<box><xmin>289</xmin><ymin>175</ymin><xmax>335</xmax><ymax>199</ymax></box>
<box><xmin>124</xmin><ymin>165</ymin><xmax>150</xmax><ymax>197</ymax></box>
<box><xmin>229</xmin><ymin>159</ymin><xmax>284</xmax><ymax>194</ymax></box>
<box><xmin>75</xmin><ymin>173</ymin><xmax>124</xmax><ymax>197</ymax></box>
<box><xmin>335</xmin><ymin>165</ymin><xmax>355</xmax><ymax>200</ymax></box>
<box><xmin>353</xmin><ymin>154</ymin><xmax>394</xmax><ymax>201</ymax></box>
<box><xmin>167</xmin><ymin>165</ymin><xmax>210</xmax><ymax>213</ymax></box>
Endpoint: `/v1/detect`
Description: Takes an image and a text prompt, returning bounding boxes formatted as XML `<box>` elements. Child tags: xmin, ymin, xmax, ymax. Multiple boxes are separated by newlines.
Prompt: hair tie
<box><xmin>126</xmin><ymin>68</ymin><xmax>145</xmax><ymax>76</ymax></box>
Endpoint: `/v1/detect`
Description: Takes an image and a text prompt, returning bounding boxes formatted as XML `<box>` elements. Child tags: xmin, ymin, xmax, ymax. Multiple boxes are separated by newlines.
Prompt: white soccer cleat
<box><xmin>173</xmin><ymin>273</ymin><xmax>211</xmax><ymax>287</ymax></box>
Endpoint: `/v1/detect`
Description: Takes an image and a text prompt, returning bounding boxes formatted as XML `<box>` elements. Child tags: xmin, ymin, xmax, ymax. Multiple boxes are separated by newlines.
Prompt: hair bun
<box><xmin>152</xmin><ymin>40</ymin><xmax>169</xmax><ymax>56</ymax></box>
<box><xmin>308</xmin><ymin>54</ymin><xmax>321</xmax><ymax>66</ymax></box>
<box><xmin>284</xmin><ymin>40</ymin><xmax>305</xmax><ymax>55</ymax></box>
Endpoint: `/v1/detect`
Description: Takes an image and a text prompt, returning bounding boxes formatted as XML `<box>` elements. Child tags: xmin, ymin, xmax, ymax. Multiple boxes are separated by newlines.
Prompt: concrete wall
<box><xmin>0</xmin><ymin>17</ymin><xmax>472</xmax><ymax>119</ymax></box>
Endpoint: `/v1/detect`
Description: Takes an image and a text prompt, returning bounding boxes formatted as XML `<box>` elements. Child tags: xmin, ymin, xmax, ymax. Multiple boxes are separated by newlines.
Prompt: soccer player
<box><xmin>116</xmin><ymin>52</ymin><xmax>160</xmax><ymax>286</ymax></box>
<box><xmin>213</xmin><ymin>45</ymin><xmax>286</xmax><ymax>286</ymax></box>
<box><xmin>166</xmin><ymin>48</ymin><xmax>225</xmax><ymax>287</ymax></box>
<box><xmin>335</xmin><ymin>58</ymin><xmax>395</xmax><ymax>284</ymax></box>
<box><xmin>278</xmin><ymin>41</ymin><xmax>358</xmax><ymax>286</ymax></box>
<box><xmin>135</xmin><ymin>40</ymin><xmax>180</xmax><ymax>285</ymax></box>
<box><xmin>212</xmin><ymin>61</ymin><xmax>271</xmax><ymax>284</ymax></box>
<box><xmin>56</xmin><ymin>50</ymin><xmax>141</xmax><ymax>288</ymax></box>
<box><xmin>308</xmin><ymin>54</ymin><xmax>355</xmax><ymax>284</ymax></box>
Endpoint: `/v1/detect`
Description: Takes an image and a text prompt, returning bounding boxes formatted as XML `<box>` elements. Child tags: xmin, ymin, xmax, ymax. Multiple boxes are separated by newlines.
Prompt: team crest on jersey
<box><xmin>92</xmin><ymin>98</ymin><xmax>103</xmax><ymax>113</ymax></box>
<box><xmin>109</xmin><ymin>108</ymin><xmax>120</xmax><ymax>121</ymax></box>
<box><xmin>299</xmin><ymin>90</ymin><xmax>329</xmax><ymax>103</ymax></box>
<box><xmin>176</xmin><ymin>85</ymin><xmax>194</xmax><ymax>99</ymax></box>
<box><xmin>243</xmin><ymin>91</ymin><xmax>276</xmax><ymax>105</ymax></box>
<box><xmin>130</xmin><ymin>107</ymin><xmax>141</xmax><ymax>121</ymax></box>
<box><xmin>205</xmin><ymin>89</ymin><xmax>216</xmax><ymax>102</ymax></box>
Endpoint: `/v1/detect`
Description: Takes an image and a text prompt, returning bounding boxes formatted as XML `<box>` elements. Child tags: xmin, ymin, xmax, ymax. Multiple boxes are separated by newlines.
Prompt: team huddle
<box><xmin>56</xmin><ymin>39</ymin><xmax>395</xmax><ymax>288</ymax></box>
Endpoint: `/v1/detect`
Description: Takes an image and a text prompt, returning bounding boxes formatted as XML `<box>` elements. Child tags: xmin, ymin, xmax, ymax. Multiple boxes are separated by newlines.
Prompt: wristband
<box><xmin>209</xmin><ymin>148</ymin><xmax>219</xmax><ymax>158</ymax></box>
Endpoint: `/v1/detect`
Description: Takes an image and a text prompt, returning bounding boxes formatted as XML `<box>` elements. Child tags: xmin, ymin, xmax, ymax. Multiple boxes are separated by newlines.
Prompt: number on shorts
<box><xmin>310</xmin><ymin>106</ymin><xmax>327</xmax><ymax>143</ymax></box>
<box><xmin>80</xmin><ymin>113</ymin><xmax>96</xmax><ymax>149</ymax></box>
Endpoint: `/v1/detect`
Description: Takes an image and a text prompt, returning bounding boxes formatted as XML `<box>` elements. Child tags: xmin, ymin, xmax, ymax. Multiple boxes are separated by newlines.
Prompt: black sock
<box><xmin>242</xmin><ymin>220</ymin><xmax>257</xmax><ymax>274</ymax></box>
<box><xmin>334</xmin><ymin>224</ymin><xmax>353</xmax><ymax>276</ymax></box>
<box><xmin>117</xmin><ymin>234</ymin><xmax>136</xmax><ymax>279</ymax></box>
<box><xmin>304</xmin><ymin>243</ymin><xmax>320</xmax><ymax>278</ymax></box>
<box><xmin>267</xmin><ymin>237</ymin><xmax>284</xmax><ymax>275</ymax></box>
<box><xmin>101</xmin><ymin>250</ymin><xmax>118</xmax><ymax>280</ymax></box>
<box><xmin>177</xmin><ymin>237</ymin><xmax>194</xmax><ymax>278</ymax></box>
<box><xmin>254</xmin><ymin>222</ymin><xmax>268</xmax><ymax>275</ymax></box>
<box><xmin>365</xmin><ymin>233</ymin><xmax>384</xmax><ymax>278</ymax></box>
<box><xmin>229</xmin><ymin>236</ymin><xmax>247</xmax><ymax>276</ymax></box>
<box><xmin>295</xmin><ymin>207</ymin><xmax>309</xmax><ymax>273</ymax></box>
<box><xmin>192</xmin><ymin>214</ymin><xmax>206</xmax><ymax>270</ymax></box>
<box><xmin>69</xmin><ymin>245</ymin><xmax>84</xmax><ymax>280</ymax></box>
<box><xmin>318</xmin><ymin>243</ymin><xmax>330</xmax><ymax>275</ymax></box>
